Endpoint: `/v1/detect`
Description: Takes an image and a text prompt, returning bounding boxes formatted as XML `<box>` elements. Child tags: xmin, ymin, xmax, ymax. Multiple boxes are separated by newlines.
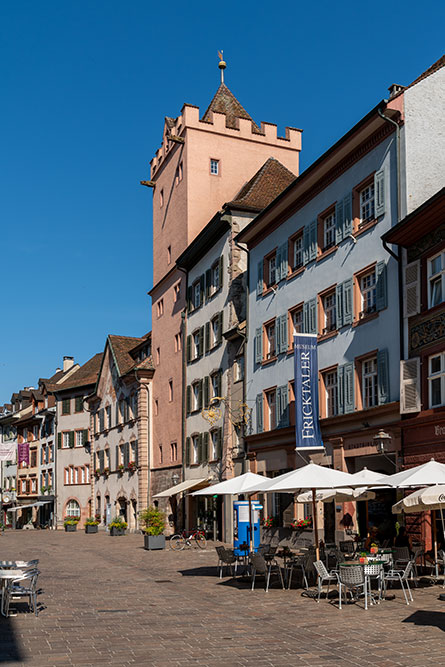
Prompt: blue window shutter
<box><xmin>342</xmin><ymin>278</ymin><xmax>353</xmax><ymax>325</ymax></box>
<box><xmin>256</xmin><ymin>261</ymin><xmax>263</xmax><ymax>297</ymax></box>
<box><xmin>303</xmin><ymin>225</ymin><xmax>310</xmax><ymax>265</ymax></box>
<box><xmin>255</xmin><ymin>327</ymin><xmax>262</xmax><ymax>364</ymax></box>
<box><xmin>309</xmin><ymin>220</ymin><xmax>317</xmax><ymax>261</ymax></box>
<box><xmin>343</xmin><ymin>192</ymin><xmax>353</xmax><ymax>236</ymax></box>
<box><xmin>276</xmin><ymin>386</ymin><xmax>282</xmax><ymax>427</ymax></box>
<box><xmin>336</xmin><ymin>284</ymin><xmax>344</xmax><ymax>329</ymax></box>
<box><xmin>279</xmin><ymin>314</ymin><xmax>288</xmax><ymax>353</ymax></box>
<box><xmin>375</xmin><ymin>169</ymin><xmax>385</xmax><ymax>216</ymax></box>
<box><xmin>279</xmin><ymin>384</ymin><xmax>289</xmax><ymax>427</ymax></box>
<box><xmin>303</xmin><ymin>301</ymin><xmax>309</xmax><ymax>333</ymax></box>
<box><xmin>279</xmin><ymin>242</ymin><xmax>288</xmax><ymax>280</ymax></box>
<box><xmin>256</xmin><ymin>394</ymin><xmax>263</xmax><ymax>433</ymax></box>
<box><xmin>309</xmin><ymin>297</ymin><xmax>317</xmax><ymax>334</ymax></box>
<box><xmin>337</xmin><ymin>365</ymin><xmax>345</xmax><ymax>415</ymax></box>
<box><xmin>344</xmin><ymin>362</ymin><xmax>355</xmax><ymax>413</ymax></box>
<box><xmin>377</xmin><ymin>348</ymin><xmax>390</xmax><ymax>405</ymax></box>
<box><xmin>376</xmin><ymin>261</ymin><xmax>387</xmax><ymax>311</ymax></box>
<box><xmin>276</xmin><ymin>245</ymin><xmax>282</xmax><ymax>282</ymax></box>
<box><xmin>335</xmin><ymin>199</ymin><xmax>344</xmax><ymax>244</ymax></box>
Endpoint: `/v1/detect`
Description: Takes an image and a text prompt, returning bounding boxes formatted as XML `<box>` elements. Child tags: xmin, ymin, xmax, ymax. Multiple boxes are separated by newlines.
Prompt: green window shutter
<box><xmin>115</xmin><ymin>402</ymin><xmax>119</xmax><ymax>425</ymax></box>
<box><xmin>186</xmin><ymin>335</ymin><xmax>192</xmax><ymax>363</ymax></box>
<box><xmin>342</xmin><ymin>278</ymin><xmax>353</xmax><ymax>325</ymax></box>
<box><xmin>377</xmin><ymin>349</ymin><xmax>390</xmax><ymax>405</ymax></box>
<box><xmin>185</xmin><ymin>437</ymin><xmax>191</xmax><ymax>466</ymax></box>
<box><xmin>218</xmin><ymin>311</ymin><xmax>223</xmax><ymax>344</ymax></box>
<box><xmin>62</xmin><ymin>399</ymin><xmax>70</xmax><ymax>415</ymax></box>
<box><xmin>204</xmin><ymin>377</ymin><xmax>210</xmax><ymax>409</ymax></box>
<box><xmin>375</xmin><ymin>169</ymin><xmax>385</xmax><ymax>217</ymax></box>
<box><xmin>198</xmin><ymin>380</ymin><xmax>203</xmax><ymax>411</ymax></box>
<box><xmin>115</xmin><ymin>445</ymin><xmax>119</xmax><ymax>468</ymax></box>
<box><xmin>217</xmin><ymin>428</ymin><xmax>223</xmax><ymax>460</ymax></box>
<box><xmin>336</xmin><ymin>284</ymin><xmax>344</xmax><ymax>329</ymax></box>
<box><xmin>205</xmin><ymin>322</ymin><xmax>210</xmax><ymax>352</ymax></box>
<box><xmin>256</xmin><ymin>261</ymin><xmax>263</xmax><ymax>297</ymax></box>
<box><xmin>303</xmin><ymin>301</ymin><xmax>309</xmax><ymax>333</ymax></box>
<box><xmin>219</xmin><ymin>256</ymin><xmax>224</xmax><ymax>289</ymax></box>
<box><xmin>344</xmin><ymin>362</ymin><xmax>355</xmax><ymax>414</ymax></box>
<box><xmin>335</xmin><ymin>199</ymin><xmax>344</xmax><ymax>244</ymax></box>
<box><xmin>83</xmin><ymin>429</ymin><xmax>89</xmax><ymax>444</ymax></box>
<box><xmin>186</xmin><ymin>386</ymin><xmax>191</xmax><ymax>415</ymax></box>
<box><xmin>255</xmin><ymin>327</ymin><xmax>262</xmax><ymax>364</ymax></box>
<box><xmin>337</xmin><ymin>365</ymin><xmax>345</xmax><ymax>415</ymax></box>
<box><xmin>200</xmin><ymin>275</ymin><xmax>205</xmax><ymax>305</ymax></box>
<box><xmin>57</xmin><ymin>432</ymin><xmax>62</xmax><ymax>449</ymax></box>
<box><xmin>99</xmin><ymin>450</ymin><xmax>105</xmax><ymax>473</ymax></box>
<box><xmin>376</xmin><ymin>261</ymin><xmax>387</xmax><ymax>311</ymax></box>
<box><xmin>309</xmin><ymin>220</ymin><xmax>317</xmax><ymax>261</ymax></box>
<box><xmin>75</xmin><ymin>396</ymin><xmax>83</xmax><ymax>412</ymax></box>
<box><xmin>205</xmin><ymin>269</ymin><xmax>211</xmax><ymax>299</ymax></box>
<box><xmin>124</xmin><ymin>443</ymin><xmax>130</xmax><ymax>468</ymax></box>
<box><xmin>69</xmin><ymin>431</ymin><xmax>75</xmax><ymax>448</ymax></box>
<box><xmin>187</xmin><ymin>286</ymin><xmax>192</xmax><ymax>313</ymax></box>
<box><xmin>256</xmin><ymin>394</ymin><xmax>263</xmax><ymax>433</ymax></box>
<box><xmin>199</xmin><ymin>327</ymin><xmax>204</xmax><ymax>358</ymax></box>
<box><xmin>203</xmin><ymin>432</ymin><xmax>209</xmax><ymax>462</ymax></box>
<box><xmin>343</xmin><ymin>192</ymin><xmax>353</xmax><ymax>237</ymax></box>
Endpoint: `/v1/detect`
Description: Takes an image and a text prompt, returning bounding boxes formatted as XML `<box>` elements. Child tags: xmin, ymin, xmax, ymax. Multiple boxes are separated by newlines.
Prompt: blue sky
<box><xmin>1</xmin><ymin>1</ymin><xmax>444</xmax><ymax>400</ymax></box>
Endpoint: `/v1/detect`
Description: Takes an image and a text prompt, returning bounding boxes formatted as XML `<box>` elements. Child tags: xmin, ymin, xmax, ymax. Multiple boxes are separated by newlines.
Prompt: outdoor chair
<box><xmin>324</xmin><ymin>546</ymin><xmax>341</xmax><ymax>570</ymax></box>
<box><xmin>215</xmin><ymin>547</ymin><xmax>237</xmax><ymax>579</ymax></box>
<box><xmin>339</xmin><ymin>540</ymin><xmax>355</xmax><ymax>556</ymax></box>
<box><xmin>15</xmin><ymin>560</ymin><xmax>39</xmax><ymax>570</ymax></box>
<box><xmin>3</xmin><ymin>568</ymin><xmax>40</xmax><ymax>617</ymax></box>
<box><xmin>394</xmin><ymin>546</ymin><xmax>410</xmax><ymax>569</ymax></box>
<box><xmin>338</xmin><ymin>565</ymin><xmax>370</xmax><ymax>610</ymax></box>
<box><xmin>363</xmin><ymin>562</ymin><xmax>383</xmax><ymax>603</ymax></box>
<box><xmin>313</xmin><ymin>560</ymin><xmax>338</xmax><ymax>602</ymax></box>
<box><xmin>286</xmin><ymin>549</ymin><xmax>314</xmax><ymax>590</ymax></box>
<box><xmin>250</xmin><ymin>552</ymin><xmax>285</xmax><ymax>592</ymax></box>
<box><xmin>383</xmin><ymin>561</ymin><xmax>414</xmax><ymax>605</ymax></box>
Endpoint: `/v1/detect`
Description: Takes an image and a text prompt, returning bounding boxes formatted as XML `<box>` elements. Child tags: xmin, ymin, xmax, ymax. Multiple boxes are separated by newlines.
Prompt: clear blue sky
<box><xmin>1</xmin><ymin>1</ymin><xmax>443</xmax><ymax>401</ymax></box>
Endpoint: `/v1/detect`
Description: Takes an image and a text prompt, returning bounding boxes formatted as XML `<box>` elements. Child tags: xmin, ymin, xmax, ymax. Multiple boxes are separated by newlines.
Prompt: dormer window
<box><xmin>210</xmin><ymin>159</ymin><xmax>219</xmax><ymax>175</ymax></box>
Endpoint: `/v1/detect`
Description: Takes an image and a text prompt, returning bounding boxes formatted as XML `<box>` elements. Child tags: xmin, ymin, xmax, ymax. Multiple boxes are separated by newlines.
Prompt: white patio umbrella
<box><xmin>350</xmin><ymin>467</ymin><xmax>389</xmax><ymax>485</ymax></box>
<box><xmin>296</xmin><ymin>488</ymin><xmax>376</xmax><ymax>503</ymax></box>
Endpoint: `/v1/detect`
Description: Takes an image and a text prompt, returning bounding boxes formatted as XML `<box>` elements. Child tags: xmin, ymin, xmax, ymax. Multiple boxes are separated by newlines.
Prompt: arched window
<box><xmin>66</xmin><ymin>499</ymin><xmax>80</xmax><ymax>517</ymax></box>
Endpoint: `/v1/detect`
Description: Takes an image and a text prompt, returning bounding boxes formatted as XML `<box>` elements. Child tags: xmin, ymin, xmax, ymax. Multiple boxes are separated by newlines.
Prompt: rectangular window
<box><xmin>193</xmin><ymin>281</ymin><xmax>201</xmax><ymax>309</ymax></box>
<box><xmin>265</xmin><ymin>252</ymin><xmax>277</xmax><ymax>287</ymax></box>
<box><xmin>99</xmin><ymin>409</ymin><xmax>105</xmax><ymax>432</ymax></box>
<box><xmin>62</xmin><ymin>399</ymin><xmax>71</xmax><ymax>415</ymax></box>
<box><xmin>85</xmin><ymin>466</ymin><xmax>90</xmax><ymax>483</ymax></box>
<box><xmin>192</xmin><ymin>329</ymin><xmax>202</xmax><ymax>359</ymax></box>
<box><xmin>429</xmin><ymin>353</ymin><xmax>445</xmax><ymax>408</ymax></box>
<box><xmin>167</xmin><ymin>245</ymin><xmax>171</xmax><ymax>264</ymax></box>
<box><xmin>74</xmin><ymin>468</ymin><xmax>79</xmax><ymax>484</ymax></box>
<box><xmin>292</xmin><ymin>233</ymin><xmax>303</xmax><ymax>271</ymax></box>
<box><xmin>81</xmin><ymin>467</ymin><xmax>85</xmax><ymax>484</ymax></box>
<box><xmin>174</xmin><ymin>333</ymin><xmax>181</xmax><ymax>353</ymax></box>
<box><xmin>62</xmin><ymin>432</ymin><xmax>70</xmax><ymax>448</ymax></box>
<box><xmin>211</xmin><ymin>261</ymin><xmax>220</xmax><ymax>294</ymax></box>
<box><xmin>156</xmin><ymin>347</ymin><xmax>160</xmax><ymax>365</ymax></box>
<box><xmin>289</xmin><ymin>306</ymin><xmax>303</xmax><ymax>345</ymax></box>
<box><xmin>211</xmin><ymin>431</ymin><xmax>219</xmax><ymax>460</ymax></box>
<box><xmin>360</xmin><ymin>270</ymin><xmax>377</xmax><ymax>317</ymax></box>
<box><xmin>160</xmin><ymin>188</ymin><xmax>164</xmax><ymax>207</ymax></box>
<box><xmin>69</xmin><ymin>467</ymin><xmax>74</xmax><ymax>485</ymax></box>
<box><xmin>211</xmin><ymin>316</ymin><xmax>220</xmax><ymax>347</ymax></box>
<box><xmin>323</xmin><ymin>211</ymin><xmax>336</xmax><ymax>251</ymax></box>
<box><xmin>192</xmin><ymin>435</ymin><xmax>200</xmax><ymax>463</ymax></box>
<box><xmin>174</xmin><ymin>281</ymin><xmax>181</xmax><ymax>302</ymax></box>
<box><xmin>154</xmin><ymin>399</ymin><xmax>159</xmax><ymax>416</ymax></box>
<box><xmin>33</xmin><ymin>425</ymin><xmax>39</xmax><ymax>440</ymax></box>
<box><xmin>210</xmin><ymin>373</ymin><xmax>220</xmax><ymax>400</ymax></box>
<box><xmin>322</xmin><ymin>292</ymin><xmax>337</xmax><ymax>333</ymax></box>
<box><xmin>428</xmin><ymin>251</ymin><xmax>445</xmax><ymax>308</ymax></box>
<box><xmin>156</xmin><ymin>299</ymin><xmax>164</xmax><ymax>317</ymax></box>
<box><xmin>234</xmin><ymin>356</ymin><xmax>244</xmax><ymax>382</ymax></box>
<box><xmin>64</xmin><ymin>468</ymin><xmax>69</xmax><ymax>485</ymax></box>
<box><xmin>360</xmin><ymin>183</ymin><xmax>375</xmax><ymax>225</ymax></box>
<box><xmin>170</xmin><ymin>442</ymin><xmax>177</xmax><ymax>462</ymax></box>
<box><xmin>265</xmin><ymin>389</ymin><xmax>277</xmax><ymax>431</ymax></box>
<box><xmin>168</xmin><ymin>379</ymin><xmax>173</xmax><ymax>402</ymax></box>
<box><xmin>264</xmin><ymin>320</ymin><xmax>276</xmax><ymax>359</ymax></box>
<box><xmin>362</xmin><ymin>357</ymin><xmax>378</xmax><ymax>409</ymax></box>
<box><xmin>75</xmin><ymin>430</ymin><xmax>85</xmax><ymax>447</ymax></box>
<box><xmin>192</xmin><ymin>381</ymin><xmax>200</xmax><ymax>412</ymax></box>
<box><xmin>210</xmin><ymin>159</ymin><xmax>219</xmax><ymax>175</ymax></box>
<box><xmin>324</xmin><ymin>370</ymin><xmax>338</xmax><ymax>417</ymax></box>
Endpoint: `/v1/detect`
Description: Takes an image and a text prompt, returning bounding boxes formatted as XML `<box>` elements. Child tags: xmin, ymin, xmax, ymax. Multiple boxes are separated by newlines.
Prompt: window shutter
<box><xmin>218</xmin><ymin>310</ymin><xmax>223</xmax><ymax>344</ymax></box>
<box><xmin>256</xmin><ymin>261</ymin><xmax>263</xmax><ymax>297</ymax></box>
<box><xmin>279</xmin><ymin>242</ymin><xmax>288</xmax><ymax>280</ymax></box>
<box><xmin>308</xmin><ymin>297</ymin><xmax>317</xmax><ymax>334</ymax></box>
<box><xmin>309</xmin><ymin>220</ymin><xmax>317</xmax><ymax>261</ymax></box>
<box><xmin>400</xmin><ymin>358</ymin><xmax>421</xmax><ymax>414</ymax></box>
<box><xmin>187</xmin><ymin>286</ymin><xmax>192</xmax><ymax>312</ymax></box>
<box><xmin>337</xmin><ymin>365</ymin><xmax>345</xmax><ymax>415</ymax></box>
<box><xmin>376</xmin><ymin>261</ymin><xmax>387</xmax><ymax>311</ymax></box>
<box><xmin>255</xmin><ymin>327</ymin><xmax>262</xmax><ymax>364</ymax></box>
<box><xmin>217</xmin><ymin>370</ymin><xmax>222</xmax><ymax>397</ymax></box>
<box><xmin>185</xmin><ymin>437</ymin><xmax>191</xmax><ymax>466</ymax></box>
<box><xmin>200</xmin><ymin>275</ymin><xmax>205</xmax><ymax>305</ymax></box>
<box><xmin>57</xmin><ymin>433</ymin><xmax>62</xmax><ymax>449</ymax></box>
<box><xmin>115</xmin><ymin>402</ymin><xmax>119</xmax><ymax>426</ymax></box>
<box><xmin>186</xmin><ymin>386</ymin><xmax>191</xmax><ymax>415</ymax></box>
<box><xmin>186</xmin><ymin>335</ymin><xmax>192</xmax><ymax>363</ymax></box>
<box><xmin>377</xmin><ymin>348</ymin><xmax>390</xmax><ymax>405</ymax></box>
<box><xmin>205</xmin><ymin>322</ymin><xmax>210</xmax><ymax>352</ymax></box>
<box><xmin>217</xmin><ymin>428</ymin><xmax>223</xmax><ymax>460</ymax></box>
<box><xmin>279</xmin><ymin>314</ymin><xmax>288</xmax><ymax>353</ymax></box>
<box><xmin>303</xmin><ymin>224</ymin><xmax>310</xmax><ymax>265</ymax></box>
<box><xmin>219</xmin><ymin>255</ymin><xmax>224</xmax><ymax>289</ymax></box>
<box><xmin>342</xmin><ymin>278</ymin><xmax>353</xmax><ymax>325</ymax></box>
<box><xmin>197</xmin><ymin>434</ymin><xmax>203</xmax><ymax>464</ymax></box>
<box><xmin>134</xmin><ymin>440</ymin><xmax>139</xmax><ymax>466</ymax></box>
<box><xmin>404</xmin><ymin>260</ymin><xmax>420</xmax><ymax>318</ymax></box>
<box><xmin>69</xmin><ymin>431</ymin><xmax>75</xmax><ymax>448</ymax></box>
<box><xmin>276</xmin><ymin>244</ymin><xmax>282</xmax><ymax>282</ymax></box>
<box><xmin>344</xmin><ymin>362</ymin><xmax>355</xmax><ymax>413</ymax></box>
<box><xmin>198</xmin><ymin>380</ymin><xmax>203</xmax><ymax>410</ymax></box>
<box><xmin>99</xmin><ymin>450</ymin><xmax>104</xmax><ymax>473</ymax></box>
<box><xmin>204</xmin><ymin>377</ymin><xmax>210</xmax><ymax>408</ymax></box>
<box><xmin>374</xmin><ymin>169</ymin><xmax>385</xmax><ymax>216</ymax></box>
<box><xmin>303</xmin><ymin>301</ymin><xmax>309</xmax><ymax>333</ymax></box>
<box><xmin>336</xmin><ymin>284</ymin><xmax>344</xmax><ymax>329</ymax></box>
<box><xmin>115</xmin><ymin>445</ymin><xmax>119</xmax><ymax>468</ymax></box>
<box><xmin>256</xmin><ymin>394</ymin><xmax>263</xmax><ymax>433</ymax></box>
<box><xmin>335</xmin><ymin>198</ymin><xmax>344</xmax><ymax>244</ymax></box>
<box><xmin>83</xmin><ymin>429</ymin><xmax>89</xmax><ymax>444</ymax></box>
<box><xmin>343</xmin><ymin>192</ymin><xmax>353</xmax><ymax>237</ymax></box>
<box><xmin>205</xmin><ymin>269</ymin><xmax>211</xmax><ymax>299</ymax></box>
<box><xmin>203</xmin><ymin>432</ymin><xmax>209</xmax><ymax>462</ymax></box>
<box><xmin>279</xmin><ymin>384</ymin><xmax>289</xmax><ymax>427</ymax></box>
<box><xmin>199</xmin><ymin>327</ymin><xmax>204</xmax><ymax>358</ymax></box>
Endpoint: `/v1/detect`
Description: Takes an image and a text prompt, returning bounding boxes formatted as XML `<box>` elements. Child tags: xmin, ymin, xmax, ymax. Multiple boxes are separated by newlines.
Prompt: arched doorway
<box><xmin>117</xmin><ymin>497</ymin><xmax>127</xmax><ymax>522</ymax></box>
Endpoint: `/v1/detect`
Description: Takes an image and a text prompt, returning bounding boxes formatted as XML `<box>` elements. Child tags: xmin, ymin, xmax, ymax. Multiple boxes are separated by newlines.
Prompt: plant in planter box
<box><xmin>127</xmin><ymin>461</ymin><xmax>137</xmax><ymax>473</ymax></box>
<box><xmin>64</xmin><ymin>516</ymin><xmax>79</xmax><ymax>532</ymax></box>
<box><xmin>291</xmin><ymin>517</ymin><xmax>312</xmax><ymax>530</ymax></box>
<box><xmin>103</xmin><ymin>467</ymin><xmax>110</xmax><ymax>477</ymax></box>
<box><xmin>117</xmin><ymin>464</ymin><xmax>124</xmax><ymax>474</ymax></box>
<box><xmin>94</xmin><ymin>468</ymin><xmax>100</xmax><ymax>477</ymax></box>
<box><xmin>139</xmin><ymin>506</ymin><xmax>166</xmax><ymax>550</ymax></box>
<box><xmin>109</xmin><ymin>517</ymin><xmax>127</xmax><ymax>536</ymax></box>
<box><xmin>84</xmin><ymin>517</ymin><xmax>100</xmax><ymax>534</ymax></box>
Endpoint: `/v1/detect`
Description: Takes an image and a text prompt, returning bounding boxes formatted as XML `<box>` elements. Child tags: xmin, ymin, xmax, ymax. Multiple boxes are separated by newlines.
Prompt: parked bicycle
<box><xmin>169</xmin><ymin>528</ymin><xmax>207</xmax><ymax>551</ymax></box>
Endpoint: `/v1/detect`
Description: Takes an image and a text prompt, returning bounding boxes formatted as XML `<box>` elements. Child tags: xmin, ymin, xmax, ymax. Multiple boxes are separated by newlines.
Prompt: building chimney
<box><xmin>388</xmin><ymin>83</ymin><xmax>405</xmax><ymax>99</ymax></box>
<box><xmin>63</xmin><ymin>356</ymin><xmax>74</xmax><ymax>372</ymax></box>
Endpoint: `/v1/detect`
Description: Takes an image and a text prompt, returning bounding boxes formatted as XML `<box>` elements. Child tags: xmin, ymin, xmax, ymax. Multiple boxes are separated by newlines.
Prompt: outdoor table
<box><xmin>340</xmin><ymin>561</ymin><xmax>385</xmax><ymax>603</ymax></box>
<box><xmin>0</xmin><ymin>569</ymin><xmax>24</xmax><ymax>617</ymax></box>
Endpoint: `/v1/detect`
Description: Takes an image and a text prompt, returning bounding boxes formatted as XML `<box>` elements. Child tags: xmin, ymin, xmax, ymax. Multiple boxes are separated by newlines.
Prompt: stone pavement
<box><xmin>0</xmin><ymin>531</ymin><xmax>444</xmax><ymax>667</ymax></box>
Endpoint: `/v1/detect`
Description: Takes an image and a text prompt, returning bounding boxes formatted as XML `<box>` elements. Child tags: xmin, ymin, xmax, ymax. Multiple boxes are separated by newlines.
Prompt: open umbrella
<box><xmin>296</xmin><ymin>488</ymin><xmax>376</xmax><ymax>503</ymax></box>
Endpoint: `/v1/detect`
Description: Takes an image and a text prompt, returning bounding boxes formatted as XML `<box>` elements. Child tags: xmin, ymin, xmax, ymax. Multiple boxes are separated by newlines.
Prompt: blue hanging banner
<box><xmin>294</xmin><ymin>333</ymin><xmax>324</xmax><ymax>450</ymax></box>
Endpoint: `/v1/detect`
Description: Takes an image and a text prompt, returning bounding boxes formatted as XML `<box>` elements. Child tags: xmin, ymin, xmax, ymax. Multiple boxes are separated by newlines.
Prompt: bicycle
<box><xmin>169</xmin><ymin>528</ymin><xmax>207</xmax><ymax>551</ymax></box>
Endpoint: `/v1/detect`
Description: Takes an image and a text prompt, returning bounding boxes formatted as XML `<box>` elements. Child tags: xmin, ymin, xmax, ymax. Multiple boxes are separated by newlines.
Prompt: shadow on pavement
<box><xmin>0</xmin><ymin>615</ymin><xmax>24</xmax><ymax>662</ymax></box>
<box><xmin>402</xmin><ymin>609</ymin><xmax>445</xmax><ymax>632</ymax></box>
<box><xmin>178</xmin><ymin>566</ymin><xmax>219</xmax><ymax>577</ymax></box>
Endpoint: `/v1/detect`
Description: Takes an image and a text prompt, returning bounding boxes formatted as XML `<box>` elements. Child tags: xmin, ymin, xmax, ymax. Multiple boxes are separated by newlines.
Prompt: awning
<box><xmin>153</xmin><ymin>478</ymin><xmax>209</xmax><ymax>498</ymax></box>
<box><xmin>8</xmin><ymin>501</ymin><xmax>52</xmax><ymax>512</ymax></box>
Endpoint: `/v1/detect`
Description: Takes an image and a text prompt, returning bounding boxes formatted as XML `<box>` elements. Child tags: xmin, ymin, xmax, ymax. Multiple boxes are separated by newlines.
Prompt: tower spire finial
<box><xmin>218</xmin><ymin>50</ymin><xmax>226</xmax><ymax>84</ymax></box>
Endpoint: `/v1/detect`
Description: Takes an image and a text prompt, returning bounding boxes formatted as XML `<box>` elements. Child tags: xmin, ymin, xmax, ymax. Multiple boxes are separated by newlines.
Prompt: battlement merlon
<box><xmin>149</xmin><ymin>102</ymin><xmax>302</xmax><ymax>177</ymax></box>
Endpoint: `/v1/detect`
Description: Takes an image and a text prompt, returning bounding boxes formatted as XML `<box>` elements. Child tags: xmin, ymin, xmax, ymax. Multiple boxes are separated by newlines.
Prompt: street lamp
<box><xmin>373</xmin><ymin>429</ymin><xmax>392</xmax><ymax>454</ymax></box>
<box><xmin>172</xmin><ymin>472</ymin><xmax>180</xmax><ymax>486</ymax></box>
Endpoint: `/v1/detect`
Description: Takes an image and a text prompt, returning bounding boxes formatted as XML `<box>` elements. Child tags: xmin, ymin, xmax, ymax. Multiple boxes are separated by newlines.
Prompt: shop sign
<box><xmin>294</xmin><ymin>333</ymin><xmax>323</xmax><ymax>450</ymax></box>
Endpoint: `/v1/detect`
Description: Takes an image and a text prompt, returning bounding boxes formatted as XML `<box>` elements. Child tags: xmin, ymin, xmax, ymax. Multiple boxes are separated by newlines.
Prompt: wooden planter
<box><xmin>110</xmin><ymin>527</ymin><xmax>125</xmax><ymax>536</ymax></box>
<box><xmin>65</xmin><ymin>524</ymin><xmax>77</xmax><ymax>532</ymax></box>
<box><xmin>144</xmin><ymin>534</ymin><xmax>166</xmax><ymax>550</ymax></box>
<box><xmin>85</xmin><ymin>525</ymin><xmax>98</xmax><ymax>534</ymax></box>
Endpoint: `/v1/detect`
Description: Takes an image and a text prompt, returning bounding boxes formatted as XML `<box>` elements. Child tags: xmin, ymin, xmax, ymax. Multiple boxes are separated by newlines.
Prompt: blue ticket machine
<box><xmin>233</xmin><ymin>501</ymin><xmax>262</xmax><ymax>555</ymax></box>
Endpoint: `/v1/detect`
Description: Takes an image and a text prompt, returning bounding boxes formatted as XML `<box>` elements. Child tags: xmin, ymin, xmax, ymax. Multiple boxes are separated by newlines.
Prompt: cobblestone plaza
<box><xmin>0</xmin><ymin>531</ymin><xmax>444</xmax><ymax>666</ymax></box>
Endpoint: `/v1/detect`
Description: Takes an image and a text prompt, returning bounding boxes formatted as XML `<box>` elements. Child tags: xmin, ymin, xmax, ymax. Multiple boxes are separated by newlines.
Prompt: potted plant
<box><xmin>84</xmin><ymin>517</ymin><xmax>100</xmax><ymax>534</ymax></box>
<box><xmin>127</xmin><ymin>461</ymin><xmax>137</xmax><ymax>473</ymax></box>
<box><xmin>64</xmin><ymin>516</ymin><xmax>79</xmax><ymax>532</ymax></box>
<box><xmin>139</xmin><ymin>506</ymin><xmax>166</xmax><ymax>550</ymax></box>
<box><xmin>109</xmin><ymin>517</ymin><xmax>127</xmax><ymax>536</ymax></box>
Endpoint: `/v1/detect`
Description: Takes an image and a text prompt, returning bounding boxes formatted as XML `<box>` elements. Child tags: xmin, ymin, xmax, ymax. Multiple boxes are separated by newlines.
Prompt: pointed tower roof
<box><xmin>227</xmin><ymin>157</ymin><xmax>296</xmax><ymax>212</ymax></box>
<box><xmin>201</xmin><ymin>83</ymin><xmax>261</xmax><ymax>133</ymax></box>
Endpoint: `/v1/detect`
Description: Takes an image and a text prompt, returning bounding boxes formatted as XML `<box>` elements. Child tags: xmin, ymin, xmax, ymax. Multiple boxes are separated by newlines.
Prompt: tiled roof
<box><xmin>56</xmin><ymin>353</ymin><xmax>103</xmax><ymax>391</ymax></box>
<box><xmin>202</xmin><ymin>83</ymin><xmax>261</xmax><ymax>133</ymax></box>
<box><xmin>227</xmin><ymin>157</ymin><xmax>296</xmax><ymax>211</ymax></box>
<box><xmin>108</xmin><ymin>335</ymin><xmax>147</xmax><ymax>377</ymax></box>
<box><xmin>133</xmin><ymin>356</ymin><xmax>155</xmax><ymax>371</ymax></box>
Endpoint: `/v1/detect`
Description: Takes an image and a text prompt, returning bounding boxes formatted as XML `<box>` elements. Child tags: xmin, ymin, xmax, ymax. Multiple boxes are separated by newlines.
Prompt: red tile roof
<box><xmin>108</xmin><ymin>335</ymin><xmax>154</xmax><ymax>377</ymax></box>
<box><xmin>227</xmin><ymin>157</ymin><xmax>296</xmax><ymax>212</ymax></box>
<box><xmin>202</xmin><ymin>83</ymin><xmax>261</xmax><ymax>133</ymax></box>
<box><xmin>55</xmin><ymin>353</ymin><xmax>104</xmax><ymax>391</ymax></box>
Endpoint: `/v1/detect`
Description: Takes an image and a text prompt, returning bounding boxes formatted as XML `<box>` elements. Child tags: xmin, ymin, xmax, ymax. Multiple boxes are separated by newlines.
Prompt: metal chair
<box><xmin>364</xmin><ymin>562</ymin><xmax>383</xmax><ymax>603</ymax></box>
<box><xmin>383</xmin><ymin>561</ymin><xmax>414</xmax><ymax>605</ymax></box>
<box><xmin>250</xmin><ymin>552</ymin><xmax>285</xmax><ymax>592</ymax></box>
<box><xmin>338</xmin><ymin>565</ymin><xmax>369</xmax><ymax>610</ymax></box>
<box><xmin>215</xmin><ymin>547</ymin><xmax>237</xmax><ymax>578</ymax></box>
<box><xmin>3</xmin><ymin>568</ymin><xmax>40</xmax><ymax>617</ymax></box>
<box><xmin>339</xmin><ymin>541</ymin><xmax>355</xmax><ymax>556</ymax></box>
<box><xmin>313</xmin><ymin>560</ymin><xmax>338</xmax><ymax>602</ymax></box>
<box><xmin>394</xmin><ymin>546</ymin><xmax>410</xmax><ymax>569</ymax></box>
